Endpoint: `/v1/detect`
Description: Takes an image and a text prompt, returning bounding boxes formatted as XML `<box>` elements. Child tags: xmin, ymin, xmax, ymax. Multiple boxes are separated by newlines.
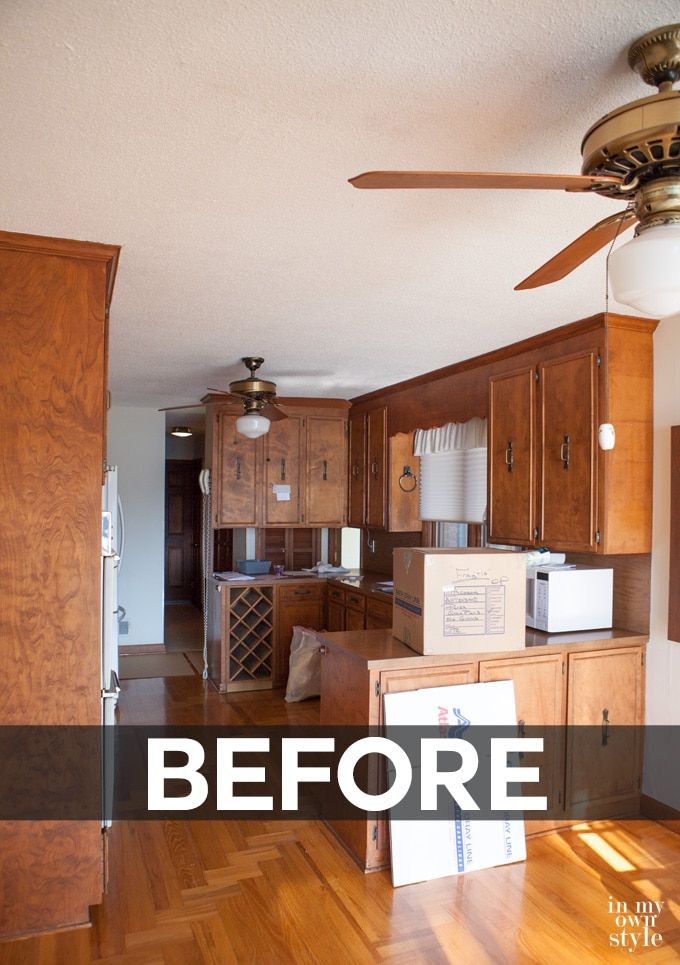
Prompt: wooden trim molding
<box><xmin>350</xmin><ymin>313</ymin><xmax>658</xmax><ymax>406</ymax></box>
<box><xmin>640</xmin><ymin>793</ymin><xmax>680</xmax><ymax>835</ymax></box>
<box><xmin>119</xmin><ymin>643</ymin><xmax>165</xmax><ymax>655</ymax></box>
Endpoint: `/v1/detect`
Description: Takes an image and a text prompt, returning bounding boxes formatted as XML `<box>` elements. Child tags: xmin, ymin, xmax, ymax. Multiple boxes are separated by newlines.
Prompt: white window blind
<box><xmin>414</xmin><ymin>417</ymin><xmax>487</xmax><ymax>523</ymax></box>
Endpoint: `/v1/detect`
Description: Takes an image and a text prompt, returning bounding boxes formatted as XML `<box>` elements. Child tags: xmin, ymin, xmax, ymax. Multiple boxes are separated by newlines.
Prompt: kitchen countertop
<box><xmin>210</xmin><ymin>569</ymin><xmax>390</xmax><ymax>592</ymax></box>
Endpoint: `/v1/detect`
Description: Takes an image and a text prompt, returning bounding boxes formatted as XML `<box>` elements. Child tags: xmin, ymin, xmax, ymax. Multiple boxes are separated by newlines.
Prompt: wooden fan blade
<box><xmin>262</xmin><ymin>402</ymin><xmax>288</xmax><ymax>422</ymax></box>
<box><xmin>348</xmin><ymin>171</ymin><xmax>623</xmax><ymax>192</ymax></box>
<box><xmin>514</xmin><ymin>210</ymin><xmax>637</xmax><ymax>291</ymax></box>
<box><xmin>158</xmin><ymin>403</ymin><xmax>205</xmax><ymax>412</ymax></box>
<box><xmin>206</xmin><ymin>388</ymin><xmax>238</xmax><ymax>399</ymax></box>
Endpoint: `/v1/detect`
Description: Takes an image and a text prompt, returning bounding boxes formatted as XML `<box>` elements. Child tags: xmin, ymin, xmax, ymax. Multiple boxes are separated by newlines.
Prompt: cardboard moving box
<box><xmin>393</xmin><ymin>547</ymin><xmax>526</xmax><ymax>654</ymax></box>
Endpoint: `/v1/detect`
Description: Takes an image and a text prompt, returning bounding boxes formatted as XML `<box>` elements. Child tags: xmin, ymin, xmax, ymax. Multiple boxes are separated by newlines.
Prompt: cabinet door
<box><xmin>214</xmin><ymin>412</ymin><xmax>260</xmax><ymax>527</ymax></box>
<box><xmin>488</xmin><ymin>366</ymin><xmax>536</xmax><ymax>545</ymax></box>
<box><xmin>348</xmin><ymin>414</ymin><xmax>366</xmax><ymax>527</ymax></box>
<box><xmin>379</xmin><ymin>663</ymin><xmax>476</xmax><ymax>713</ymax></box>
<box><xmin>306</xmin><ymin>416</ymin><xmax>347</xmax><ymax>526</ymax></box>
<box><xmin>479</xmin><ymin>653</ymin><xmax>566</xmax><ymax>819</ymax></box>
<box><xmin>274</xmin><ymin>585</ymin><xmax>325</xmax><ymax>687</ymax></box>
<box><xmin>345</xmin><ymin>607</ymin><xmax>366</xmax><ymax>631</ymax></box>
<box><xmin>327</xmin><ymin>600</ymin><xmax>345</xmax><ymax>631</ymax></box>
<box><xmin>539</xmin><ymin>350</ymin><xmax>598</xmax><ymax>550</ymax></box>
<box><xmin>264</xmin><ymin>415</ymin><xmax>303</xmax><ymax>525</ymax></box>
<box><xmin>388</xmin><ymin>432</ymin><xmax>420</xmax><ymax>532</ymax></box>
<box><xmin>565</xmin><ymin>647</ymin><xmax>644</xmax><ymax>816</ymax></box>
<box><xmin>365</xmin><ymin>597</ymin><xmax>392</xmax><ymax>629</ymax></box>
<box><xmin>366</xmin><ymin>407</ymin><xmax>387</xmax><ymax>529</ymax></box>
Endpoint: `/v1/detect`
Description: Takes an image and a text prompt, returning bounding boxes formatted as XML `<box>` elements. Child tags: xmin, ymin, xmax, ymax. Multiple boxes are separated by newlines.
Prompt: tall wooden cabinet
<box><xmin>488</xmin><ymin>314</ymin><xmax>656</xmax><ymax>553</ymax></box>
<box><xmin>0</xmin><ymin>231</ymin><xmax>120</xmax><ymax>939</ymax></box>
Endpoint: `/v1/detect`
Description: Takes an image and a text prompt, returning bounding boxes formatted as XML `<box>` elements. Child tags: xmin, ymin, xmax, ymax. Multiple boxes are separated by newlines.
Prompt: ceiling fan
<box><xmin>350</xmin><ymin>23</ymin><xmax>680</xmax><ymax>318</ymax></box>
<box><xmin>162</xmin><ymin>357</ymin><xmax>287</xmax><ymax>438</ymax></box>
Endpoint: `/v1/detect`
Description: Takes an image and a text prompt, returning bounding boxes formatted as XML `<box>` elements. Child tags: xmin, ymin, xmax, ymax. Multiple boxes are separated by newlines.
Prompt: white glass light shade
<box><xmin>609</xmin><ymin>223</ymin><xmax>680</xmax><ymax>318</ymax></box>
<box><xmin>236</xmin><ymin>413</ymin><xmax>270</xmax><ymax>439</ymax></box>
<box><xmin>170</xmin><ymin>426</ymin><xmax>192</xmax><ymax>438</ymax></box>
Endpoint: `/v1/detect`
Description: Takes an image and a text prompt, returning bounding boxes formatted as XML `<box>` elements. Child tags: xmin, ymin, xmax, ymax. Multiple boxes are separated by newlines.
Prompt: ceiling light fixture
<box><xmin>170</xmin><ymin>426</ymin><xmax>192</xmax><ymax>438</ymax></box>
<box><xmin>235</xmin><ymin>412</ymin><xmax>270</xmax><ymax>439</ymax></box>
<box><xmin>608</xmin><ymin>191</ymin><xmax>680</xmax><ymax>318</ymax></box>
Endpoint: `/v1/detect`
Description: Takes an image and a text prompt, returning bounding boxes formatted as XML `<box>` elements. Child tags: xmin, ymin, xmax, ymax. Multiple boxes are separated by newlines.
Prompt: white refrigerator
<box><xmin>102</xmin><ymin>465</ymin><xmax>124</xmax><ymax>825</ymax></box>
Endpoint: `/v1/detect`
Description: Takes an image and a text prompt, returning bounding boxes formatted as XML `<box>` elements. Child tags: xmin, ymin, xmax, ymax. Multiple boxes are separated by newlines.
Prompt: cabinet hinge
<box><xmin>533</xmin><ymin>527</ymin><xmax>539</xmax><ymax>540</ymax></box>
<box><xmin>375</xmin><ymin>681</ymin><xmax>380</xmax><ymax>697</ymax></box>
<box><xmin>595</xmin><ymin>530</ymin><xmax>601</xmax><ymax>545</ymax></box>
<box><xmin>372</xmin><ymin>824</ymin><xmax>378</xmax><ymax>843</ymax></box>
<box><xmin>534</xmin><ymin>369</ymin><xmax>539</xmax><ymax>382</ymax></box>
<box><xmin>596</xmin><ymin>353</ymin><xmax>602</xmax><ymax>367</ymax></box>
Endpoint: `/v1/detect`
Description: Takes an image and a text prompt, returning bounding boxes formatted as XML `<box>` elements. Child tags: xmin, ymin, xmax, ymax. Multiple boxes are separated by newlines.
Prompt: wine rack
<box><xmin>227</xmin><ymin>585</ymin><xmax>274</xmax><ymax>689</ymax></box>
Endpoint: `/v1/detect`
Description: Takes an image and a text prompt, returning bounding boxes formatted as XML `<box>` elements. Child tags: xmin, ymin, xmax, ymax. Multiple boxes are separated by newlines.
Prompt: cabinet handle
<box><xmin>294</xmin><ymin>589</ymin><xmax>312</xmax><ymax>597</ymax></box>
<box><xmin>352</xmin><ymin>463</ymin><xmax>360</xmax><ymax>479</ymax></box>
<box><xmin>318</xmin><ymin>645</ymin><xmax>327</xmax><ymax>655</ymax></box>
<box><xmin>505</xmin><ymin>440</ymin><xmax>513</xmax><ymax>472</ymax></box>
<box><xmin>235</xmin><ymin>457</ymin><xmax>241</xmax><ymax>480</ymax></box>
<box><xmin>517</xmin><ymin>719</ymin><xmax>526</xmax><ymax>759</ymax></box>
<box><xmin>601</xmin><ymin>708</ymin><xmax>609</xmax><ymax>746</ymax></box>
<box><xmin>561</xmin><ymin>434</ymin><xmax>570</xmax><ymax>470</ymax></box>
<box><xmin>280</xmin><ymin>458</ymin><xmax>286</xmax><ymax>481</ymax></box>
<box><xmin>323</xmin><ymin>459</ymin><xmax>328</xmax><ymax>481</ymax></box>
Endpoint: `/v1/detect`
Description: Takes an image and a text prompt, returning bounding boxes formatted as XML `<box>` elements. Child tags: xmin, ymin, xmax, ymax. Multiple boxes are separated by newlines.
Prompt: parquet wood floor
<box><xmin>2</xmin><ymin>677</ymin><xmax>679</xmax><ymax>963</ymax></box>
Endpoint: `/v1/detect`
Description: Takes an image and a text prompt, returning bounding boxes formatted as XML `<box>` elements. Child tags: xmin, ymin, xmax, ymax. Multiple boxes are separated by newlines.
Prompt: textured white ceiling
<box><xmin>1</xmin><ymin>1</ymin><xmax>677</xmax><ymax>407</ymax></box>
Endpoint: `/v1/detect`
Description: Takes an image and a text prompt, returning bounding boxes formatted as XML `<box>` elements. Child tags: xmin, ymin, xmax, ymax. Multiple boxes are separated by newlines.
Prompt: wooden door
<box><xmin>488</xmin><ymin>366</ymin><xmax>536</xmax><ymax>545</ymax></box>
<box><xmin>306</xmin><ymin>416</ymin><xmax>347</xmax><ymax>526</ymax></box>
<box><xmin>274</xmin><ymin>584</ymin><xmax>325</xmax><ymax>687</ymax></box>
<box><xmin>263</xmin><ymin>415</ymin><xmax>303</xmax><ymax>525</ymax></box>
<box><xmin>366</xmin><ymin>407</ymin><xmax>387</xmax><ymax>529</ymax></box>
<box><xmin>539</xmin><ymin>350</ymin><xmax>598</xmax><ymax>550</ymax></box>
<box><xmin>479</xmin><ymin>653</ymin><xmax>566</xmax><ymax>821</ymax></box>
<box><xmin>348</xmin><ymin>414</ymin><xmax>366</xmax><ymax>527</ymax></box>
<box><xmin>214</xmin><ymin>411</ymin><xmax>260</xmax><ymax>527</ymax></box>
<box><xmin>565</xmin><ymin>647</ymin><xmax>644</xmax><ymax>816</ymax></box>
<box><xmin>165</xmin><ymin>459</ymin><xmax>201</xmax><ymax>602</ymax></box>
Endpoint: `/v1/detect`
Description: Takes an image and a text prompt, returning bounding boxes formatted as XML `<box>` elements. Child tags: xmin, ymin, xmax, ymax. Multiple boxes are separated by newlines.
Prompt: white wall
<box><xmin>108</xmin><ymin>406</ymin><xmax>166</xmax><ymax>646</ymax></box>
<box><xmin>643</xmin><ymin>317</ymin><xmax>680</xmax><ymax>807</ymax></box>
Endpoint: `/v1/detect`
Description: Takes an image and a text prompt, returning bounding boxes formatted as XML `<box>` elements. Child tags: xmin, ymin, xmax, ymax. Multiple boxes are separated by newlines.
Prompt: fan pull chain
<box><xmin>604</xmin><ymin>204</ymin><xmax>635</xmax><ymax>314</ymax></box>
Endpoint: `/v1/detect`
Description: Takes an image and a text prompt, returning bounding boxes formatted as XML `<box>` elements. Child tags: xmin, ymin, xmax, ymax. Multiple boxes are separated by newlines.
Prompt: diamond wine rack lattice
<box><xmin>228</xmin><ymin>585</ymin><xmax>274</xmax><ymax>685</ymax></box>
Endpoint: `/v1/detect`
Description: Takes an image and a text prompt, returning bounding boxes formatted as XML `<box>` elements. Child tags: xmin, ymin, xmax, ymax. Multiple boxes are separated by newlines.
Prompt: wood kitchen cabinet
<box><xmin>347</xmin><ymin>410</ymin><xmax>419</xmax><ymax>532</ymax></box>
<box><xmin>263</xmin><ymin>415</ymin><xmax>303</xmax><ymax>525</ymax></box>
<box><xmin>306</xmin><ymin>416</ymin><xmax>347</xmax><ymax>526</ymax></box>
<box><xmin>213</xmin><ymin>411</ymin><xmax>260</xmax><ymax>527</ymax></box>
<box><xmin>273</xmin><ymin>582</ymin><xmax>325</xmax><ymax>687</ymax></box>
<box><xmin>479</xmin><ymin>652</ymin><xmax>566</xmax><ymax>823</ymax></box>
<box><xmin>566</xmin><ymin>646</ymin><xmax>644</xmax><ymax>818</ymax></box>
<box><xmin>365</xmin><ymin>596</ymin><xmax>392</xmax><ymax>629</ymax></box>
<box><xmin>319</xmin><ymin>629</ymin><xmax>646</xmax><ymax>872</ymax></box>
<box><xmin>0</xmin><ymin>231</ymin><xmax>120</xmax><ymax>938</ymax></box>
<box><xmin>487</xmin><ymin>314</ymin><xmax>656</xmax><ymax>554</ymax></box>
<box><xmin>209</xmin><ymin>402</ymin><xmax>349</xmax><ymax>528</ymax></box>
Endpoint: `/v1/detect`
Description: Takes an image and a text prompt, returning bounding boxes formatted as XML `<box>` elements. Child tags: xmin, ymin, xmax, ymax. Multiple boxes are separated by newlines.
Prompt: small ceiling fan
<box><xmin>161</xmin><ymin>357</ymin><xmax>287</xmax><ymax>438</ymax></box>
<box><xmin>350</xmin><ymin>24</ymin><xmax>680</xmax><ymax>317</ymax></box>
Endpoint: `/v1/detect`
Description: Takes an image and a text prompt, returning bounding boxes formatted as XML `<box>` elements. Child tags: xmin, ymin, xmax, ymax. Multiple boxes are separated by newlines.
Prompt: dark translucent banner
<box><xmin>0</xmin><ymin>725</ymin><xmax>677</xmax><ymax>821</ymax></box>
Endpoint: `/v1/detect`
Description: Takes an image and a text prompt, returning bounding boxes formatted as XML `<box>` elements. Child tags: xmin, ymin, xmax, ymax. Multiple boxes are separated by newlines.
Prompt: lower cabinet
<box><xmin>365</xmin><ymin>597</ymin><xmax>392</xmax><ymax>629</ymax></box>
<box><xmin>479</xmin><ymin>652</ymin><xmax>566</xmax><ymax>826</ymax></box>
<box><xmin>565</xmin><ymin>646</ymin><xmax>644</xmax><ymax>817</ymax></box>
<box><xmin>319</xmin><ymin>635</ymin><xmax>645</xmax><ymax>872</ymax></box>
<box><xmin>273</xmin><ymin>582</ymin><xmax>325</xmax><ymax>688</ymax></box>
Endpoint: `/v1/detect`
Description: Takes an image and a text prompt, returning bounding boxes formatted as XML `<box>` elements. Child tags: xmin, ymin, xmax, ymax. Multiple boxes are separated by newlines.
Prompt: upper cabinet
<box><xmin>347</xmin><ymin>408</ymin><xmax>420</xmax><ymax>532</ymax></box>
<box><xmin>488</xmin><ymin>315</ymin><xmax>655</xmax><ymax>554</ymax></box>
<box><xmin>210</xmin><ymin>403</ymin><xmax>348</xmax><ymax>528</ymax></box>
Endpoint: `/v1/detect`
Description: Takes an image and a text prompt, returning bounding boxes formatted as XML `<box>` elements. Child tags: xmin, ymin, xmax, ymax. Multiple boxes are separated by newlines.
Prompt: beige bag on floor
<box><xmin>284</xmin><ymin>626</ymin><xmax>323</xmax><ymax>702</ymax></box>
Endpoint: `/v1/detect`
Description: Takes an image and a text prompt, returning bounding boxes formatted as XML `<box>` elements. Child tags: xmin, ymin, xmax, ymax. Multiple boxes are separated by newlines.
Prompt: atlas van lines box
<box><xmin>393</xmin><ymin>548</ymin><xmax>526</xmax><ymax>655</ymax></box>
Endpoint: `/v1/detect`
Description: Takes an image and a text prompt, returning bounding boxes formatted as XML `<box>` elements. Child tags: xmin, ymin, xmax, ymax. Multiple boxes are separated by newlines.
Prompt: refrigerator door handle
<box><xmin>103</xmin><ymin>670</ymin><xmax>121</xmax><ymax>699</ymax></box>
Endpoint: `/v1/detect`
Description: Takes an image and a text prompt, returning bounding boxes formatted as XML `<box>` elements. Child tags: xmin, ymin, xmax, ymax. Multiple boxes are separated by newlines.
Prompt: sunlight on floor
<box><xmin>578</xmin><ymin>832</ymin><xmax>636</xmax><ymax>873</ymax></box>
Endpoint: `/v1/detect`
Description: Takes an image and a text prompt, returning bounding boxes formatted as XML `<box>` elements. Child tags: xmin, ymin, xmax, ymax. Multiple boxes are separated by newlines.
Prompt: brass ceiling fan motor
<box><xmin>228</xmin><ymin>357</ymin><xmax>279</xmax><ymax>413</ymax></box>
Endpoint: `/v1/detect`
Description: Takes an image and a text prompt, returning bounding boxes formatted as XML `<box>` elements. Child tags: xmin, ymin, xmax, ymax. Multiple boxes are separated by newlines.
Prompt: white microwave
<box><xmin>526</xmin><ymin>564</ymin><xmax>613</xmax><ymax>633</ymax></box>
